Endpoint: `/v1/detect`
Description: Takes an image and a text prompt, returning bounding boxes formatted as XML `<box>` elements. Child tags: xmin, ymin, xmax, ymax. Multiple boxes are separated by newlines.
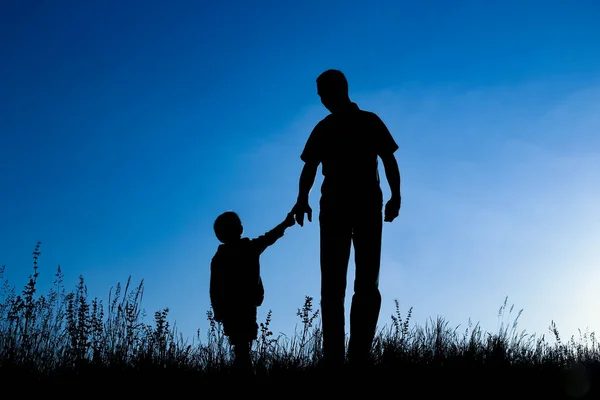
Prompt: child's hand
<box><xmin>284</xmin><ymin>212</ymin><xmax>296</xmax><ymax>228</ymax></box>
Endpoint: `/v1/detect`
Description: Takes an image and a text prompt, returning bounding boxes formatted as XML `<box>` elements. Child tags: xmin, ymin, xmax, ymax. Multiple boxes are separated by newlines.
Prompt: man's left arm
<box><xmin>381</xmin><ymin>152</ymin><xmax>401</xmax><ymax>222</ymax></box>
<box><xmin>374</xmin><ymin>114</ymin><xmax>401</xmax><ymax>222</ymax></box>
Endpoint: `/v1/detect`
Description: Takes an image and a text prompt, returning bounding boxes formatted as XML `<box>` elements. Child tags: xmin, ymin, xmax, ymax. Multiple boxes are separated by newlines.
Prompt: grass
<box><xmin>1</xmin><ymin>242</ymin><xmax>598</xmax><ymax>397</ymax></box>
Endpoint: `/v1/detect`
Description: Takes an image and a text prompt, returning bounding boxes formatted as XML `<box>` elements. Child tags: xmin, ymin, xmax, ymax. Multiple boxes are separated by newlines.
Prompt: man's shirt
<box><xmin>300</xmin><ymin>102</ymin><xmax>398</xmax><ymax>208</ymax></box>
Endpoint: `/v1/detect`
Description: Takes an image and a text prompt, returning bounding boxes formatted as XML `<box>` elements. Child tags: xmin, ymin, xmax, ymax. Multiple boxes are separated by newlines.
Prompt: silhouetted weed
<box><xmin>1</xmin><ymin>244</ymin><xmax>598</xmax><ymax>398</ymax></box>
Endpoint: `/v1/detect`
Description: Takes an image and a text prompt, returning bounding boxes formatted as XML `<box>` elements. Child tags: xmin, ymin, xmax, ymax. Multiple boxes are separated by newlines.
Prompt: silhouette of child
<box><xmin>210</xmin><ymin>210</ymin><xmax>295</xmax><ymax>374</ymax></box>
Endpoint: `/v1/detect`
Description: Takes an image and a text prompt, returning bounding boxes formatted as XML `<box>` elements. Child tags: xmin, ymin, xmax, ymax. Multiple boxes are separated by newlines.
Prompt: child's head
<box><xmin>214</xmin><ymin>211</ymin><xmax>243</xmax><ymax>244</ymax></box>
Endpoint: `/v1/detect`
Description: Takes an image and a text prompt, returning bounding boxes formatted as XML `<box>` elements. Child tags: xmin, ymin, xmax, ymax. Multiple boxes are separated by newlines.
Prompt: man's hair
<box><xmin>316</xmin><ymin>69</ymin><xmax>348</xmax><ymax>94</ymax></box>
<box><xmin>214</xmin><ymin>211</ymin><xmax>241</xmax><ymax>243</ymax></box>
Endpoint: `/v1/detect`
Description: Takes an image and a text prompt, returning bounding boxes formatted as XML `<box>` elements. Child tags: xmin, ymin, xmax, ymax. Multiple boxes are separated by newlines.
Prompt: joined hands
<box><xmin>284</xmin><ymin>211</ymin><xmax>296</xmax><ymax>228</ymax></box>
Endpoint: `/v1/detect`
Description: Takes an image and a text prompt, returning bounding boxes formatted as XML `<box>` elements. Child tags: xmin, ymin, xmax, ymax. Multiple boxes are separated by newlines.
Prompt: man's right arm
<box><xmin>293</xmin><ymin>121</ymin><xmax>323</xmax><ymax>226</ymax></box>
<box><xmin>293</xmin><ymin>161</ymin><xmax>318</xmax><ymax>226</ymax></box>
<box><xmin>297</xmin><ymin>161</ymin><xmax>318</xmax><ymax>203</ymax></box>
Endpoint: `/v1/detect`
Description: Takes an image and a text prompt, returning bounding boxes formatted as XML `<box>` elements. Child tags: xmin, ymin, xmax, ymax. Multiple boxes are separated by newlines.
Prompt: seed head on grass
<box><xmin>1</xmin><ymin>244</ymin><xmax>600</xmax><ymax>392</ymax></box>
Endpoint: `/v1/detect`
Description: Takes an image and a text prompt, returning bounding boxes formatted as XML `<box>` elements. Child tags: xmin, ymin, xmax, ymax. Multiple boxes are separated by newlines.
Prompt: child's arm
<box><xmin>209</xmin><ymin>256</ymin><xmax>226</xmax><ymax>322</ymax></box>
<box><xmin>255</xmin><ymin>276</ymin><xmax>265</xmax><ymax>307</ymax></box>
<box><xmin>251</xmin><ymin>212</ymin><xmax>295</xmax><ymax>254</ymax></box>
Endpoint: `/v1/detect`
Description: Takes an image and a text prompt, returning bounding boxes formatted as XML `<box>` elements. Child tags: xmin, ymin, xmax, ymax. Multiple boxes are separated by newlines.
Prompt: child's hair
<box><xmin>214</xmin><ymin>211</ymin><xmax>242</xmax><ymax>244</ymax></box>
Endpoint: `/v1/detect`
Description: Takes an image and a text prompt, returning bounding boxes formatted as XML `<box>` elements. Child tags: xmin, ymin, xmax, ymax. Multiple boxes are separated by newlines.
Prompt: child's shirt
<box><xmin>210</xmin><ymin>223</ymin><xmax>287</xmax><ymax>322</ymax></box>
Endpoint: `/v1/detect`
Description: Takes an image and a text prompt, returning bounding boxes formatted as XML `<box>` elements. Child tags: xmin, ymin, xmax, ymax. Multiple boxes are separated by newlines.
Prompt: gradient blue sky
<box><xmin>2</xmin><ymin>0</ymin><xmax>599</xmax><ymax>343</ymax></box>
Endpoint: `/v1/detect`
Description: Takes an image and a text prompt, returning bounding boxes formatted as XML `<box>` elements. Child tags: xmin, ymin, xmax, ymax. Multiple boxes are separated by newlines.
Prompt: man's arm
<box><xmin>372</xmin><ymin>113</ymin><xmax>401</xmax><ymax>222</ymax></box>
<box><xmin>298</xmin><ymin>161</ymin><xmax>319</xmax><ymax>203</ymax></box>
<box><xmin>292</xmin><ymin>161</ymin><xmax>319</xmax><ymax>226</ymax></box>
<box><xmin>381</xmin><ymin>152</ymin><xmax>401</xmax><ymax>199</ymax></box>
<box><xmin>293</xmin><ymin>119</ymin><xmax>323</xmax><ymax>226</ymax></box>
<box><xmin>380</xmin><ymin>152</ymin><xmax>401</xmax><ymax>222</ymax></box>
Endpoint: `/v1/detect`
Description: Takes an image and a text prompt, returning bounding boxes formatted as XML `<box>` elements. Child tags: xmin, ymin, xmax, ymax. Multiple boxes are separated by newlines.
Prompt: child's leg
<box><xmin>233</xmin><ymin>340</ymin><xmax>252</xmax><ymax>369</ymax></box>
<box><xmin>227</xmin><ymin>307</ymin><xmax>257</xmax><ymax>377</ymax></box>
<box><xmin>229</xmin><ymin>335</ymin><xmax>252</xmax><ymax>374</ymax></box>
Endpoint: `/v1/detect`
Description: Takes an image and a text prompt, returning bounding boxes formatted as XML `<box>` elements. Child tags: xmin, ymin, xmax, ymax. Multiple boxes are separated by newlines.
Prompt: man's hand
<box><xmin>291</xmin><ymin>199</ymin><xmax>312</xmax><ymax>227</ymax></box>
<box><xmin>384</xmin><ymin>196</ymin><xmax>401</xmax><ymax>222</ymax></box>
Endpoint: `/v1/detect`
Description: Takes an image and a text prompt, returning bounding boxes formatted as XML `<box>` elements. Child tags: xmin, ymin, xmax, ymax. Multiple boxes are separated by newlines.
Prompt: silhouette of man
<box><xmin>291</xmin><ymin>69</ymin><xmax>401</xmax><ymax>368</ymax></box>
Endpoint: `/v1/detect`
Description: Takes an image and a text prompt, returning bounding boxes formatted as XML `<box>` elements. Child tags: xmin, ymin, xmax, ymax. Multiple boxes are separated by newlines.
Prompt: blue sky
<box><xmin>1</xmin><ymin>0</ymin><xmax>599</xmax><ymax>343</ymax></box>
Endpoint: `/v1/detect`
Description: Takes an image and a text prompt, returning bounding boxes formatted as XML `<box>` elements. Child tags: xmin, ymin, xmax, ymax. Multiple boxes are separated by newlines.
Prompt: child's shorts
<box><xmin>222</xmin><ymin>307</ymin><xmax>258</xmax><ymax>343</ymax></box>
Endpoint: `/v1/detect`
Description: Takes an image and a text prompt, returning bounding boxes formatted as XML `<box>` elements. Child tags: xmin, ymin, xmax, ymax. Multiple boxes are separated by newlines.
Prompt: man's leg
<box><xmin>348</xmin><ymin>206</ymin><xmax>383</xmax><ymax>365</ymax></box>
<box><xmin>319</xmin><ymin>209</ymin><xmax>352</xmax><ymax>367</ymax></box>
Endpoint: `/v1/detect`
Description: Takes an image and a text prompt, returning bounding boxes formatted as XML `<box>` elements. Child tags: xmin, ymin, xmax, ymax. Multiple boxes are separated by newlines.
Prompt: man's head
<box><xmin>316</xmin><ymin>69</ymin><xmax>350</xmax><ymax>113</ymax></box>
<box><xmin>214</xmin><ymin>211</ymin><xmax>243</xmax><ymax>244</ymax></box>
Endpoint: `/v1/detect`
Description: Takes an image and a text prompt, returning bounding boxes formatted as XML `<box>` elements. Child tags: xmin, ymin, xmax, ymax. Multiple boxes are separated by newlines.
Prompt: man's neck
<box><xmin>332</xmin><ymin>100</ymin><xmax>356</xmax><ymax>114</ymax></box>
